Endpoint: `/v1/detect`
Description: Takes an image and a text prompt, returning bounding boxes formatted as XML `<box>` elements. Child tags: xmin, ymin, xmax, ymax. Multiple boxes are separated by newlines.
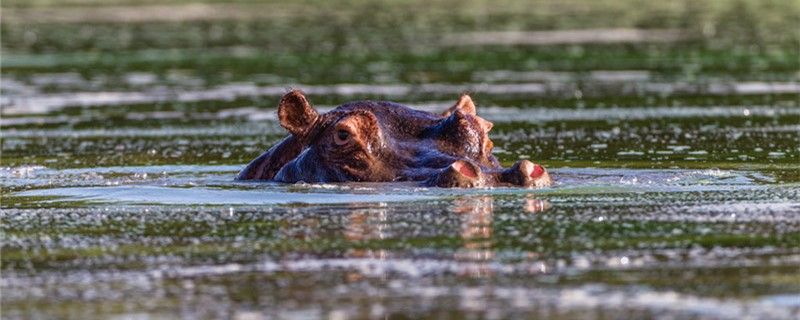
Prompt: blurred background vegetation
<box><xmin>3</xmin><ymin>0</ymin><xmax>798</xmax><ymax>86</ymax></box>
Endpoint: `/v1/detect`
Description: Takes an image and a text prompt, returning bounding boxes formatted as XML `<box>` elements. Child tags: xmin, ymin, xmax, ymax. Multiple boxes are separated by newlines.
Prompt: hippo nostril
<box><xmin>531</xmin><ymin>164</ymin><xmax>545</xmax><ymax>179</ymax></box>
<box><xmin>452</xmin><ymin>161</ymin><xmax>478</xmax><ymax>179</ymax></box>
<box><xmin>518</xmin><ymin>160</ymin><xmax>534</xmax><ymax>177</ymax></box>
<box><xmin>424</xmin><ymin>160</ymin><xmax>483</xmax><ymax>188</ymax></box>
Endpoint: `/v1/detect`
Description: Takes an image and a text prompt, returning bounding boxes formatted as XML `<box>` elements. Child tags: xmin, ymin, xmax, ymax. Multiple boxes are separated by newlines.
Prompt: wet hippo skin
<box><xmin>237</xmin><ymin>89</ymin><xmax>552</xmax><ymax>188</ymax></box>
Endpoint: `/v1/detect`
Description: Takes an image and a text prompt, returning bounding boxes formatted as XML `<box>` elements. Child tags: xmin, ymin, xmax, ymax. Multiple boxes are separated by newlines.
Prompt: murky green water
<box><xmin>2</xmin><ymin>1</ymin><xmax>800</xmax><ymax>319</ymax></box>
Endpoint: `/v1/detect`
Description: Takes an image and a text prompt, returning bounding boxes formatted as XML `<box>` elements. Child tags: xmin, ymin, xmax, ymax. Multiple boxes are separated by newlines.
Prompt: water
<box><xmin>2</xmin><ymin>1</ymin><xmax>800</xmax><ymax>319</ymax></box>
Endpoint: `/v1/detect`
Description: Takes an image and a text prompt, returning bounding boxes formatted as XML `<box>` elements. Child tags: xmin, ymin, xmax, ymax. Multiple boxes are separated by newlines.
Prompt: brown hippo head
<box><xmin>237</xmin><ymin>89</ymin><xmax>552</xmax><ymax>188</ymax></box>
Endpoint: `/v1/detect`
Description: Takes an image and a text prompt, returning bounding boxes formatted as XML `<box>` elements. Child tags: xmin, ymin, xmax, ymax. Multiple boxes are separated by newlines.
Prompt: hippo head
<box><xmin>237</xmin><ymin>90</ymin><xmax>552</xmax><ymax>188</ymax></box>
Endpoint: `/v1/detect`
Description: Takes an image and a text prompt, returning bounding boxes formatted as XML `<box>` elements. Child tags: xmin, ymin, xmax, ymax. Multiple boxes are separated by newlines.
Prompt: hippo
<box><xmin>237</xmin><ymin>90</ymin><xmax>552</xmax><ymax>188</ymax></box>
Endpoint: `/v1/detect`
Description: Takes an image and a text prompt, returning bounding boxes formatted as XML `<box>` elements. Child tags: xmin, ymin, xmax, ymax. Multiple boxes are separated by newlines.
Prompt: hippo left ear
<box><xmin>278</xmin><ymin>89</ymin><xmax>319</xmax><ymax>137</ymax></box>
<box><xmin>442</xmin><ymin>94</ymin><xmax>477</xmax><ymax>117</ymax></box>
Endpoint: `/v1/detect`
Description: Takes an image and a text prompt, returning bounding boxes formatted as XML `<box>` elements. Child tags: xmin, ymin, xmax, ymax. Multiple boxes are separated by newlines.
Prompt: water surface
<box><xmin>2</xmin><ymin>1</ymin><xmax>799</xmax><ymax>319</ymax></box>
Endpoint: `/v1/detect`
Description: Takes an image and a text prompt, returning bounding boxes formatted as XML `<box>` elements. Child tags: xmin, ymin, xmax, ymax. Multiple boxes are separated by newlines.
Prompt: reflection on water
<box><xmin>455</xmin><ymin>196</ymin><xmax>495</xmax><ymax>276</ymax></box>
<box><xmin>524</xmin><ymin>195</ymin><xmax>552</xmax><ymax>214</ymax></box>
<box><xmin>345</xmin><ymin>206</ymin><xmax>388</xmax><ymax>242</ymax></box>
<box><xmin>455</xmin><ymin>196</ymin><xmax>495</xmax><ymax>256</ymax></box>
<box><xmin>345</xmin><ymin>205</ymin><xmax>389</xmax><ymax>260</ymax></box>
<box><xmin>454</xmin><ymin>195</ymin><xmax>551</xmax><ymax>277</ymax></box>
<box><xmin>339</xmin><ymin>195</ymin><xmax>550</xmax><ymax>270</ymax></box>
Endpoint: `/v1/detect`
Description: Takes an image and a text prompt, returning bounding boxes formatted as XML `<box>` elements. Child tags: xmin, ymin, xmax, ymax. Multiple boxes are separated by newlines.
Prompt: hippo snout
<box><xmin>425</xmin><ymin>159</ymin><xmax>553</xmax><ymax>188</ymax></box>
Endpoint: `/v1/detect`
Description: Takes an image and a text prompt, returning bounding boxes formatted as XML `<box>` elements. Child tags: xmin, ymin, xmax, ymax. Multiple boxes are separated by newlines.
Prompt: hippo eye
<box><xmin>334</xmin><ymin>129</ymin><xmax>350</xmax><ymax>145</ymax></box>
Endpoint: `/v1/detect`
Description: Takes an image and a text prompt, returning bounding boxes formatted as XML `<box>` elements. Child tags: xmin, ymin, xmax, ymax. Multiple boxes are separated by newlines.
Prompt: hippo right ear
<box><xmin>278</xmin><ymin>89</ymin><xmax>319</xmax><ymax>137</ymax></box>
<box><xmin>442</xmin><ymin>94</ymin><xmax>477</xmax><ymax>117</ymax></box>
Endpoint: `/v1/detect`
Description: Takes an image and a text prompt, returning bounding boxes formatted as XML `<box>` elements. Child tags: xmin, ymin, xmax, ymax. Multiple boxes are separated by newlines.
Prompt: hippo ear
<box><xmin>442</xmin><ymin>94</ymin><xmax>477</xmax><ymax>117</ymax></box>
<box><xmin>278</xmin><ymin>89</ymin><xmax>319</xmax><ymax>137</ymax></box>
